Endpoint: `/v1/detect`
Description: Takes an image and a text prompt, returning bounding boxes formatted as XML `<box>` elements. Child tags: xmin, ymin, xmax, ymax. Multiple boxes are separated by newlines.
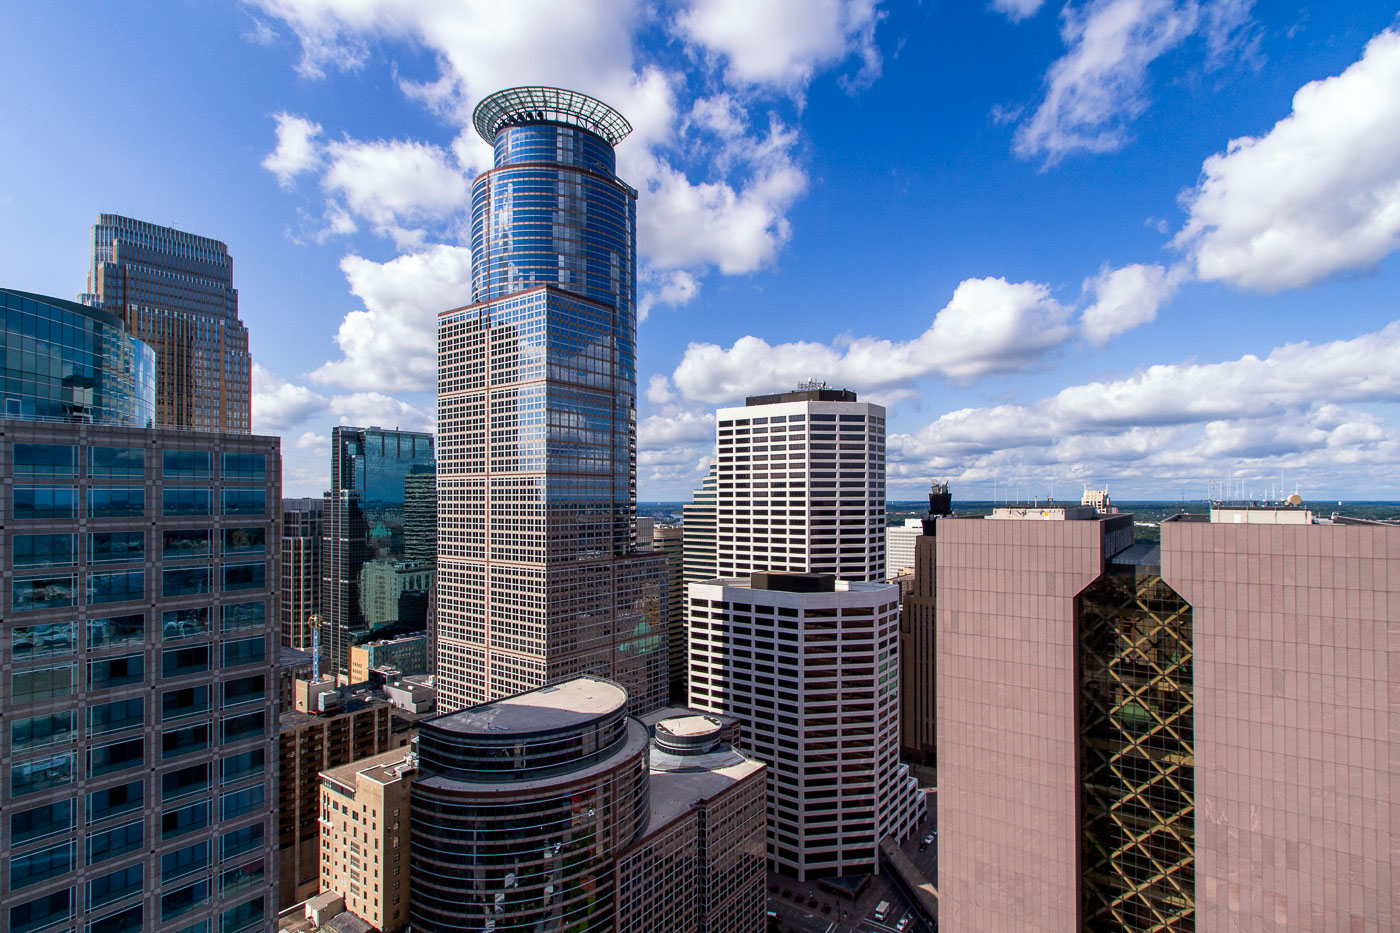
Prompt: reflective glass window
<box><xmin>10</xmin><ymin>887</ymin><xmax>73</xmax><ymax>933</ymax></box>
<box><xmin>220</xmin><ymin>857</ymin><xmax>265</xmax><ymax>897</ymax></box>
<box><xmin>163</xmin><ymin>486</ymin><xmax>211</xmax><ymax>516</ymax></box>
<box><xmin>87</xmin><ymin>780</ymin><xmax>143</xmax><ymax>823</ymax></box>
<box><xmin>162</xmin><ymin>800</ymin><xmax>209</xmax><ymax>840</ymax></box>
<box><xmin>88</xmin><ymin>654</ymin><xmax>143</xmax><ymax>690</ymax></box>
<box><xmin>12</xmin><ymin>710</ymin><xmax>75</xmax><ymax>750</ymax></box>
<box><xmin>162</xmin><ymin>880</ymin><xmax>210</xmax><ymax>922</ymax></box>
<box><xmin>163</xmin><ymin>566</ymin><xmax>211</xmax><ymax>597</ymax></box>
<box><xmin>161</xmin><ymin>840</ymin><xmax>210</xmax><ymax>882</ymax></box>
<box><xmin>221</xmin><ymin>710</ymin><xmax>265</xmax><ymax>743</ymax></box>
<box><xmin>221</xmin><ymin>600</ymin><xmax>266</xmax><ymax>633</ymax></box>
<box><xmin>220</xmin><ymin>748</ymin><xmax>264</xmax><ymax>782</ymax></box>
<box><xmin>9</xmin><ymin>841</ymin><xmax>73</xmax><ymax>890</ymax></box>
<box><xmin>222</xmin><ymin>674</ymin><xmax>264</xmax><ymax>708</ymax></box>
<box><xmin>220</xmin><ymin>785</ymin><xmax>265</xmax><ymax>821</ymax></box>
<box><xmin>12</xmin><ymin>533</ymin><xmax>76</xmax><ymax>568</ymax></box>
<box><xmin>10</xmin><ymin>800</ymin><xmax>73</xmax><ymax>845</ymax></box>
<box><xmin>222</xmin><ymin>561</ymin><xmax>265</xmax><ymax>592</ymax></box>
<box><xmin>220</xmin><ymin>895</ymin><xmax>265</xmax><ymax>933</ymax></box>
<box><xmin>221</xmin><ymin>453</ymin><xmax>266</xmax><ymax>481</ymax></box>
<box><xmin>161</xmin><ymin>607</ymin><xmax>211</xmax><ymax>641</ymax></box>
<box><xmin>87</xmin><ymin>487</ymin><xmax>145</xmax><ymax>518</ymax></box>
<box><xmin>87</xmin><ymin>570</ymin><xmax>144</xmax><ymax>605</ymax></box>
<box><xmin>89</xmin><ymin>447</ymin><xmax>144</xmax><ymax>478</ymax></box>
<box><xmin>89</xmin><ymin>531</ymin><xmax>144</xmax><ymax>564</ymax></box>
<box><xmin>13</xmin><ymin>443</ymin><xmax>76</xmax><ymax>475</ymax></box>
<box><xmin>221</xmin><ymin>637</ymin><xmax>265</xmax><ymax>669</ymax></box>
<box><xmin>162</xmin><ymin>645</ymin><xmax>210</xmax><ymax>678</ymax></box>
<box><xmin>222</xmin><ymin>526</ymin><xmax>265</xmax><ymax>555</ymax></box>
<box><xmin>87</xmin><ymin>614</ymin><xmax>145</xmax><ymax>650</ymax></box>
<box><xmin>221</xmin><ymin>488</ymin><xmax>265</xmax><ymax>515</ymax></box>
<box><xmin>161</xmin><ymin>763</ymin><xmax>210</xmax><ymax>802</ymax></box>
<box><xmin>162</xmin><ymin>685</ymin><xmax>210</xmax><ymax>721</ymax></box>
<box><xmin>12</xmin><ymin>574</ymin><xmax>76</xmax><ymax>610</ymax></box>
<box><xmin>12</xmin><ymin>665</ymin><xmax>75</xmax><ymax>704</ymax></box>
<box><xmin>11</xmin><ymin>621</ymin><xmax>77</xmax><ymax>660</ymax></box>
<box><xmin>162</xmin><ymin>723</ymin><xmax>210</xmax><ymax>760</ymax></box>
<box><xmin>88</xmin><ymin>863</ymin><xmax>143</xmax><ymax>909</ymax></box>
<box><xmin>163</xmin><ymin>528</ymin><xmax>211</xmax><ymax>559</ymax></box>
<box><xmin>12</xmin><ymin>485</ymin><xmax>77</xmax><ymax>519</ymax></box>
<box><xmin>12</xmin><ymin>752</ymin><xmax>75</xmax><ymax>797</ymax></box>
<box><xmin>163</xmin><ymin>450</ymin><xmax>211</xmax><ymax>478</ymax></box>
<box><xmin>87</xmin><ymin>902</ymin><xmax>142</xmax><ymax>933</ymax></box>
<box><xmin>220</xmin><ymin>824</ymin><xmax>264</xmax><ymax>861</ymax></box>
<box><xmin>87</xmin><ymin>738</ymin><xmax>144</xmax><ymax>777</ymax></box>
<box><xmin>88</xmin><ymin>697</ymin><xmax>144</xmax><ymax>736</ymax></box>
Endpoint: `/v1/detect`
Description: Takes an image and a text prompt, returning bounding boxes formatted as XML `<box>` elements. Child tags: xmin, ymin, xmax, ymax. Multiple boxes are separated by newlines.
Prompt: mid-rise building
<box><xmin>653</xmin><ymin>525</ymin><xmax>687</xmax><ymax>703</ymax></box>
<box><xmin>320</xmin><ymin>748</ymin><xmax>416</xmax><ymax>933</ymax></box>
<box><xmin>281</xmin><ymin>497</ymin><xmax>323</xmax><ymax>650</ymax></box>
<box><xmin>435</xmin><ymin>87</ymin><xmax>666</xmax><ymax>713</ymax></box>
<box><xmin>408</xmin><ymin>676</ymin><xmax>766</xmax><ymax>932</ymax></box>
<box><xmin>898</xmin><ymin>482</ymin><xmax>951</xmax><ymax>771</ymax></box>
<box><xmin>322</xmin><ymin>426</ymin><xmax>434</xmax><ymax>677</ymax></box>
<box><xmin>349</xmin><ymin>634</ymin><xmax>429</xmax><ymax>683</ymax></box>
<box><xmin>688</xmin><ymin>573</ymin><xmax>923</xmax><ymax>879</ymax></box>
<box><xmin>682</xmin><ymin>464</ymin><xmax>717</xmax><ymax>587</ymax></box>
<box><xmin>276</xmin><ymin>679</ymin><xmax>396</xmax><ymax>909</ymax></box>
<box><xmin>358</xmin><ymin>559</ymin><xmax>432</xmax><ymax>631</ymax></box>
<box><xmin>710</xmin><ymin>386</ymin><xmax>886</xmax><ymax>583</ymax></box>
<box><xmin>885</xmin><ymin>518</ymin><xmax>922</xmax><ymax>578</ymax></box>
<box><xmin>936</xmin><ymin>503</ymin><xmax>1398</xmax><ymax>932</ymax></box>
<box><xmin>82</xmin><ymin>214</ymin><xmax>251</xmax><ymax>432</ymax></box>
<box><xmin>1</xmin><ymin>290</ymin><xmax>278</xmax><ymax>933</ymax></box>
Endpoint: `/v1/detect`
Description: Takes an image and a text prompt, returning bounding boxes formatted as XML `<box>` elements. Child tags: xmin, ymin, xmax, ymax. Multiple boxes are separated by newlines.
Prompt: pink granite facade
<box><xmin>1162</xmin><ymin>519</ymin><xmax>1398</xmax><ymax>932</ymax></box>
<box><xmin>935</xmin><ymin>515</ymin><xmax>1120</xmax><ymax>932</ymax></box>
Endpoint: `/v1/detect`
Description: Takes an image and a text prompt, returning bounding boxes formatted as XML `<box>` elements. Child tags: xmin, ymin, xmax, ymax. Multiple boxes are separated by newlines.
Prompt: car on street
<box><xmin>922</xmin><ymin>833</ymin><xmax>934</xmax><ymax>845</ymax></box>
<box><xmin>897</xmin><ymin>916</ymin><xmax>912</xmax><ymax>931</ymax></box>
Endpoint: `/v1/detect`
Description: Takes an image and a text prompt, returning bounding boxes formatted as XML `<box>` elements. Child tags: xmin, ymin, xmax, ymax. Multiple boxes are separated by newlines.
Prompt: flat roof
<box><xmin>322</xmin><ymin>747</ymin><xmax>412</xmax><ymax>789</ymax></box>
<box><xmin>424</xmin><ymin>676</ymin><xmax>625</xmax><ymax>737</ymax></box>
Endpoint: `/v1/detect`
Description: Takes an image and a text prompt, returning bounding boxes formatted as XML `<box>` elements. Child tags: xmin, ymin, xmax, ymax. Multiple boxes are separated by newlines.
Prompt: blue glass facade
<box><xmin>0</xmin><ymin>288</ymin><xmax>156</xmax><ymax>427</ymax></box>
<box><xmin>437</xmin><ymin>87</ymin><xmax>666</xmax><ymax>717</ymax></box>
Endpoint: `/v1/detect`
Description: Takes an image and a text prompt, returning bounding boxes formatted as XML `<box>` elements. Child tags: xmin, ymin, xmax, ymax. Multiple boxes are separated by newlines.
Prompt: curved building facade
<box><xmin>437</xmin><ymin>86</ymin><xmax>667</xmax><ymax>714</ymax></box>
<box><xmin>0</xmin><ymin>287</ymin><xmax>155</xmax><ymax>426</ymax></box>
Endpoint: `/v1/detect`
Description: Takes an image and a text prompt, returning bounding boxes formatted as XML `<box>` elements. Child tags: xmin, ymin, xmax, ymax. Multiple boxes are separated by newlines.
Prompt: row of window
<box><xmin>12</xmin><ymin>527</ymin><xmax>266</xmax><ymax>568</ymax></box>
<box><xmin>12</xmin><ymin>444</ymin><xmax>266</xmax><ymax>480</ymax></box>
<box><xmin>10</xmin><ymin>486</ymin><xmax>267</xmax><ymax>519</ymax></box>
<box><xmin>12</xmin><ymin>638</ymin><xmax>267</xmax><ymax>706</ymax></box>
<box><xmin>11</xmin><ymin>602</ymin><xmax>265</xmax><ymax>661</ymax></box>
<box><xmin>10</xmin><ymin>879</ymin><xmax>264</xmax><ymax>933</ymax></box>
<box><xmin>11</xmin><ymin>563</ymin><xmax>268</xmax><ymax>611</ymax></box>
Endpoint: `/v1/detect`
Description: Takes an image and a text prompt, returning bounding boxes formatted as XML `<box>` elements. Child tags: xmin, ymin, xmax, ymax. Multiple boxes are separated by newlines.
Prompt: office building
<box><xmin>1</xmin><ymin>290</ymin><xmax>279</xmax><ymax>933</ymax></box>
<box><xmin>281</xmin><ymin>497</ymin><xmax>323</xmax><ymax>650</ymax></box>
<box><xmin>349</xmin><ymin>634</ymin><xmax>428</xmax><ymax>683</ymax></box>
<box><xmin>435</xmin><ymin>86</ymin><xmax>667</xmax><ymax>713</ymax></box>
<box><xmin>320</xmin><ymin>748</ymin><xmax>416</xmax><ymax>933</ymax></box>
<box><xmin>82</xmin><ymin>214</ymin><xmax>251</xmax><ymax>432</ymax></box>
<box><xmin>682</xmin><ymin>463</ymin><xmax>717</xmax><ymax>587</ymax></box>
<box><xmin>885</xmin><ymin>518</ymin><xmax>922</xmax><ymax>578</ymax></box>
<box><xmin>636</xmin><ymin>515</ymin><xmax>655</xmax><ymax>550</ymax></box>
<box><xmin>653</xmin><ymin>525</ymin><xmax>687</xmax><ymax>702</ymax></box>
<box><xmin>898</xmin><ymin>483</ymin><xmax>950</xmax><ymax>771</ymax></box>
<box><xmin>408</xmin><ymin>676</ymin><xmax>766</xmax><ymax>932</ymax></box>
<box><xmin>276</xmin><ymin>680</ymin><xmax>396</xmax><ymax>910</ymax></box>
<box><xmin>710</xmin><ymin>386</ymin><xmax>886</xmax><ymax>583</ymax></box>
<box><xmin>322</xmin><ymin>426</ymin><xmax>434</xmax><ymax>677</ymax></box>
<box><xmin>402</xmin><ymin>467</ymin><xmax>436</xmax><ymax>563</ymax></box>
<box><xmin>688</xmin><ymin>573</ymin><xmax>924</xmax><ymax>879</ymax></box>
<box><xmin>358</xmin><ymin>560</ymin><xmax>432</xmax><ymax>631</ymax></box>
<box><xmin>936</xmin><ymin>503</ymin><xmax>1398</xmax><ymax>932</ymax></box>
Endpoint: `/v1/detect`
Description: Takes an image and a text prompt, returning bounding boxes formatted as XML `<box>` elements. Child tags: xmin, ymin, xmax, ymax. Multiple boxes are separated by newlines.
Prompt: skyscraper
<box><xmin>898</xmin><ymin>482</ymin><xmax>950</xmax><ymax>771</ymax></box>
<box><xmin>435</xmin><ymin>86</ymin><xmax>667</xmax><ymax>713</ymax></box>
<box><xmin>280</xmin><ymin>497</ymin><xmax>323</xmax><ymax>650</ymax></box>
<box><xmin>935</xmin><ymin>503</ymin><xmax>1398</xmax><ymax>932</ymax></box>
<box><xmin>1</xmin><ymin>287</ymin><xmax>279</xmax><ymax>933</ymax></box>
<box><xmin>321</xmin><ymin>426</ymin><xmax>434</xmax><ymax>677</ymax></box>
<box><xmin>709</xmin><ymin>386</ymin><xmax>887</xmax><ymax>583</ymax></box>
<box><xmin>83</xmin><ymin>214</ymin><xmax>251</xmax><ymax>433</ymax></box>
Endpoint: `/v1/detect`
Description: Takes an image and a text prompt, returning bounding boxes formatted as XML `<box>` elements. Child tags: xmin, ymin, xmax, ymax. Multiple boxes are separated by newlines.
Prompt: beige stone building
<box><xmin>320</xmin><ymin>748</ymin><xmax>416</xmax><ymax>933</ymax></box>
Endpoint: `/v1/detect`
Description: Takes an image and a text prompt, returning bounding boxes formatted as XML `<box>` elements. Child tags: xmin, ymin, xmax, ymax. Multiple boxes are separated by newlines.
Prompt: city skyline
<box><xmin>2</xmin><ymin>3</ymin><xmax>1400</xmax><ymax>503</ymax></box>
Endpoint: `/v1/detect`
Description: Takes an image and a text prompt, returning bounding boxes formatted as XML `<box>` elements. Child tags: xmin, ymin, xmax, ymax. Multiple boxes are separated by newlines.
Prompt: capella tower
<box><xmin>435</xmin><ymin>87</ymin><xmax>667</xmax><ymax>713</ymax></box>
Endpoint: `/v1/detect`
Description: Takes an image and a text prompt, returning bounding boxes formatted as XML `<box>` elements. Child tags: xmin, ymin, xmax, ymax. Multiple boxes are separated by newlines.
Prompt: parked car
<box><xmin>896</xmin><ymin>917</ymin><xmax>912</xmax><ymax>931</ymax></box>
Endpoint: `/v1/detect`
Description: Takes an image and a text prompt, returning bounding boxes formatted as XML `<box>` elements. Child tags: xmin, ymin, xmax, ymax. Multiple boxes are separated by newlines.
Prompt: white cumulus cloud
<box><xmin>992</xmin><ymin>0</ymin><xmax>1047</xmax><ymax>22</ymax></box>
<box><xmin>1175</xmin><ymin>27</ymin><xmax>1400</xmax><ymax>291</ymax></box>
<box><xmin>263</xmin><ymin>113</ymin><xmax>323</xmax><ymax>188</ymax></box>
<box><xmin>1080</xmin><ymin>262</ymin><xmax>1186</xmax><ymax>345</ymax></box>
<box><xmin>321</xmin><ymin>137</ymin><xmax>469</xmax><ymax>236</ymax></box>
<box><xmin>251</xmin><ymin>363</ymin><xmax>328</xmax><ymax>431</ymax></box>
<box><xmin>328</xmin><ymin>392</ymin><xmax>434</xmax><ymax>434</ymax></box>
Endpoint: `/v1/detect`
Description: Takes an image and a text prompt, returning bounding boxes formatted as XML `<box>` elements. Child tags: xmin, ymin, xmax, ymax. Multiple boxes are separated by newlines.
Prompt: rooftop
<box><xmin>322</xmin><ymin>747</ymin><xmax>414</xmax><ymax>791</ymax></box>
<box><xmin>745</xmin><ymin>387</ymin><xmax>859</xmax><ymax>405</ymax></box>
<box><xmin>424</xmin><ymin>676</ymin><xmax>626</xmax><ymax>738</ymax></box>
<box><xmin>473</xmin><ymin>86</ymin><xmax>632</xmax><ymax>145</ymax></box>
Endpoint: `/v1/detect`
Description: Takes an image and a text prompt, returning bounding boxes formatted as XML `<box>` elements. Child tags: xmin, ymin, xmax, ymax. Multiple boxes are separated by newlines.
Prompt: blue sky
<box><xmin>2</xmin><ymin>1</ymin><xmax>1398</xmax><ymax>501</ymax></box>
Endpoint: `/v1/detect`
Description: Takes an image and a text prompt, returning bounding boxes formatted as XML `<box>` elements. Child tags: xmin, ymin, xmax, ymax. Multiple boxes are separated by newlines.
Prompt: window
<box><xmin>9</xmin><ymin>841</ymin><xmax>73</xmax><ymax>889</ymax></box>
<box><xmin>88</xmin><ymin>863</ymin><xmax>143</xmax><ymax>909</ymax></box>
<box><xmin>222</xmin><ymin>526</ymin><xmax>265</xmax><ymax>555</ymax></box>
<box><xmin>89</xmin><ymin>532</ymin><xmax>144</xmax><ymax>564</ymax></box>
<box><xmin>87</xmin><ymin>570</ymin><xmax>144</xmax><ymax>605</ymax></box>
<box><xmin>221</xmin><ymin>453</ymin><xmax>266</xmax><ymax>481</ymax></box>
<box><xmin>161</xmin><ymin>607</ymin><xmax>211</xmax><ymax>641</ymax></box>
<box><xmin>220</xmin><ymin>857</ymin><xmax>265</xmax><ymax>897</ymax></box>
<box><xmin>87</xmin><ymin>487</ymin><xmax>145</xmax><ymax>518</ymax></box>
<box><xmin>161</xmin><ymin>841</ymin><xmax>210</xmax><ymax>882</ymax></box>
<box><xmin>221</xmin><ymin>749</ymin><xmax>264</xmax><ymax>783</ymax></box>
<box><xmin>162</xmin><ymin>528</ymin><xmax>211</xmax><ymax>559</ymax></box>
<box><xmin>163</xmin><ymin>566</ymin><xmax>211</xmax><ymax>598</ymax></box>
<box><xmin>89</xmin><ymin>447</ymin><xmax>144</xmax><ymax>478</ymax></box>
<box><xmin>163</xmin><ymin>685</ymin><xmax>210</xmax><ymax>721</ymax></box>
<box><xmin>162</xmin><ymin>723</ymin><xmax>211</xmax><ymax>760</ymax></box>
<box><xmin>10</xmin><ymin>887</ymin><xmax>72</xmax><ymax>933</ymax></box>
<box><xmin>11</xmin><ymin>621</ymin><xmax>77</xmax><ymax>660</ymax></box>
<box><xmin>221</xmin><ymin>601</ymin><xmax>265</xmax><ymax>633</ymax></box>
<box><xmin>222</xmin><ymin>675</ymin><xmax>264</xmax><ymax>708</ymax></box>
<box><xmin>222</xmin><ymin>562</ymin><xmax>265</xmax><ymax>592</ymax></box>
<box><xmin>87</xmin><ymin>903</ymin><xmax>143</xmax><ymax>933</ymax></box>
<box><xmin>162</xmin><ymin>880</ymin><xmax>210</xmax><ymax>921</ymax></box>
<box><xmin>87</xmin><ymin>781</ymin><xmax>143</xmax><ymax>823</ymax></box>
<box><xmin>162</xmin><ymin>763</ymin><xmax>210</xmax><ymax>802</ymax></box>
<box><xmin>12</xmin><ymin>665</ymin><xmax>75</xmax><ymax>704</ymax></box>
<box><xmin>221</xmin><ymin>711</ymin><xmax>265</xmax><ymax>743</ymax></box>
<box><xmin>87</xmin><ymin>820</ymin><xmax>143</xmax><ymax>864</ymax></box>
<box><xmin>220</xmin><ymin>786</ymin><xmax>265</xmax><ymax>821</ymax></box>
<box><xmin>221</xmin><ymin>488</ymin><xmax>265</xmax><ymax>516</ymax></box>
<box><xmin>88</xmin><ymin>654</ymin><xmax>143</xmax><ymax>690</ymax></box>
<box><xmin>87</xmin><ymin>738</ymin><xmax>144</xmax><ymax>777</ymax></box>
<box><xmin>12</xmin><ymin>574</ymin><xmax>76</xmax><ymax>611</ymax></box>
<box><xmin>13</xmin><ymin>443</ymin><xmax>75</xmax><ymax>476</ymax></box>
<box><xmin>161</xmin><ymin>800</ymin><xmax>210</xmax><ymax>840</ymax></box>
<box><xmin>220</xmin><ymin>896</ymin><xmax>265</xmax><ymax>933</ymax></box>
<box><xmin>162</xmin><ymin>645</ymin><xmax>210</xmax><ymax>678</ymax></box>
<box><xmin>163</xmin><ymin>450</ymin><xmax>211</xmax><ymax>478</ymax></box>
<box><xmin>88</xmin><ymin>697</ymin><xmax>144</xmax><ymax>735</ymax></box>
<box><xmin>12</xmin><ymin>533</ymin><xmax>76</xmax><ymax>568</ymax></box>
<box><xmin>11</xmin><ymin>711</ymin><xmax>75</xmax><ymax>750</ymax></box>
<box><xmin>220</xmin><ymin>824</ymin><xmax>264</xmax><ymax>861</ymax></box>
<box><xmin>87</xmin><ymin>614</ymin><xmax>145</xmax><ymax>650</ymax></box>
<box><xmin>12</xmin><ymin>485</ymin><xmax>76</xmax><ymax>519</ymax></box>
<box><xmin>12</xmin><ymin>752</ymin><xmax>75</xmax><ymax>797</ymax></box>
<box><xmin>10</xmin><ymin>800</ymin><xmax>73</xmax><ymax>845</ymax></box>
<box><xmin>221</xmin><ymin>637</ymin><xmax>266</xmax><ymax>669</ymax></box>
<box><xmin>163</xmin><ymin>487</ymin><xmax>211</xmax><ymax>516</ymax></box>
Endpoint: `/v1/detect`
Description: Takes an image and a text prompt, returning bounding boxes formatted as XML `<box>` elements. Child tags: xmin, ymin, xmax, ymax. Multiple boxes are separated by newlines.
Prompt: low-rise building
<box><xmin>320</xmin><ymin>749</ymin><xmax>416</xmax><ymax>933</ymax></box>
<box><xmin>349</xmin><ymin>634</ymin><xmax>427</xmax><ymax>684</ymax></box>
